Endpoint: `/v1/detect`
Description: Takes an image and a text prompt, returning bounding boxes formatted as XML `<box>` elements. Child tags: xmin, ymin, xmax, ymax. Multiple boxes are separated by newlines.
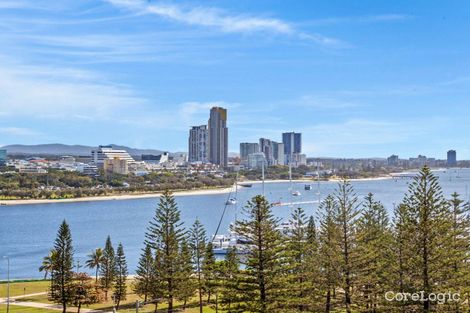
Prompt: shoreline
<box><xmin>0</xmin><ymin>187</ymin><xmax>233</xmax><ymax>206</ymax></box>
<box><xmin>0</xmin><ymin>176</ymin><xmax>395</xmax><ymax>206</ymax></box>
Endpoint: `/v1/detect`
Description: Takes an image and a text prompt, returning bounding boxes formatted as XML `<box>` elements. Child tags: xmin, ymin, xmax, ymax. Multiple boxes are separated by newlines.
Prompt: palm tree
<box><xmin>39</xmin><ymin>249</ymin><xmax>57</xmax><ymax>279</ymax></box>
<box><xmin>86</xmin><ymin>248</ymin><xmax>104</xmax><ymax>283</ymax></box>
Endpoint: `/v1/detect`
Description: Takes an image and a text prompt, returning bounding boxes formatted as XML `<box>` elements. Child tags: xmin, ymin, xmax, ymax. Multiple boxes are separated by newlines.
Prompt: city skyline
<box><xmin>1</xmin><ymin>1</ymin><xmax>470</xmax><ymax>159</ymax></box>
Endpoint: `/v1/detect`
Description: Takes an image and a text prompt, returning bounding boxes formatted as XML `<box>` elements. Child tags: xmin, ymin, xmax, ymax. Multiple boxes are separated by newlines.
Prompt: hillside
<box><xmin>1</xmin><ymin>144</ymin><xmax>165</xmax><ymax>157</ymax></box>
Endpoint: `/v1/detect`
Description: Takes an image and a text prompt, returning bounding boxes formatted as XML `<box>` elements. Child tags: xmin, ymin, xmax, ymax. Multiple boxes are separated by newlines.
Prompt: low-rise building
<box><xmin>91</xmin><ymin>145</ymin><xmax>134</xmax><ymax>167</ymax></box>
<box><xmin>247</xmin><ymin>152</ymin><xmax>266</xmax><ymax>169</ymax></box>
<box><xmin>103</xmin><ymin>158</ymin><xmax>129</xmax><ymax>175</ymax></box>
<box><xmin>19</xmin><ymin>166</ymin><xmax>48</xmax><ymax>174</ymax></box>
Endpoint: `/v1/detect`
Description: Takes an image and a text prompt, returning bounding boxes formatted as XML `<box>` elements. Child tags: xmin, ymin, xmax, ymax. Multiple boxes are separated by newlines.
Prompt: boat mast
<box><xmin>317</xmin><ymin>160</ymin><xmax>321</xmax><ymax>204</ymax></box>
<box><xmin>234</xmin><ymin>172</ymin><xmax>239</xmax><ymax>222</ymax></box>
<box><xmin>289</xmin><ymin>152</ymin><xmax>292</xmax><ymax>190</ymax></box>
<box><xmin>261</xmin><ymin>157</ymin><xmax>265</xmax><ymax>196</ymax></box>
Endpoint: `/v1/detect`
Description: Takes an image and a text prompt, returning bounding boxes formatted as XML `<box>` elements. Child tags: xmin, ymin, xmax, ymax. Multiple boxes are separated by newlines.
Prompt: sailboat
<box><xmin>212</xmin><ymin>172</ymin><xmax>250</xmax><ymax>255</ymax></box>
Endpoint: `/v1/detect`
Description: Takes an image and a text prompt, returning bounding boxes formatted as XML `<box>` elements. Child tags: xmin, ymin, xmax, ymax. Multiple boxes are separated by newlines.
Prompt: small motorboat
<box><xmin>238</xmin><ymin>183</ymin><xmax>252</xmax><ymax>188</ymax></box>
<box><xmin>226</xmin><ymin>198</ymin><xmax>237</xmax><ymax>205</ymax></box>
<box><xmin>304</xmin><ymin>184</ymin><xmax>312</xmax><ymax>190</ymax></box>
<box><xmin>292</xmin><ymin>190</ymin><xmax>301</xmax><ymax>196</ymax></box>
<box><xmin>212</xmin><ymin>233</ymin><xmax>250</xmax><ymax>255</ymax></box>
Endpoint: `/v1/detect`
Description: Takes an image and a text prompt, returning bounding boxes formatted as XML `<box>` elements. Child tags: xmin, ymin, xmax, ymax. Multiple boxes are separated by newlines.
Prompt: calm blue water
<box><xmin>1</xmin><ymin>169</ymin><xmax>470</xmax><ymax>279</ymax></box>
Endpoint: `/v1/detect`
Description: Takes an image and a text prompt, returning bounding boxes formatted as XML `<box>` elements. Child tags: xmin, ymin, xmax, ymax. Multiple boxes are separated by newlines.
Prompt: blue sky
<box><xmin>1</xmin><ymin>0</ymin><xmax>470</xmax><ymax>158</ymax></box>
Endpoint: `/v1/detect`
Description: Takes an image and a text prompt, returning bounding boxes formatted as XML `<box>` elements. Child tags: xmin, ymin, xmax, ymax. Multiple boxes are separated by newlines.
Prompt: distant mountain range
<box><xmin>1</xmin><ymin>144</ymin><xmax>166</xmax><ymax>157</ymax></box>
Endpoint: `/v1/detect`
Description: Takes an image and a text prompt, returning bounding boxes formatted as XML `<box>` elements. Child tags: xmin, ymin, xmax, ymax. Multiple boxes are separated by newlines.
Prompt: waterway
<box><xmin>1</xmin><ymin>168</ymin><xmax>469</xmax><ymax>279</ymax></box>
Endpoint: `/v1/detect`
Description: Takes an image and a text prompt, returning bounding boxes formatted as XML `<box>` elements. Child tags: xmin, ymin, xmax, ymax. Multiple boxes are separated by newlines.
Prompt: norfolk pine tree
<box><xmin>189</xmin><ymin>218</ymin><xmax>207</xmax><ymax>313</ymax></box>
<box><xmin>233</xmin><ymin>195</ymin><xmax>283</xmax><ymax>313</ymax></box>
<box><xmin>134</xmin><ymin>244</ymin><xmax>154</xmax><ymax>303</ymax></box>
<box><xmin>177</xmin><ymin>239</ymin><xmax>196</xmax><ymax>310</ymax></box>
<box><xmin>203</xmin><ymin>242</ymin><xmax>217</xmax><ymax>304</ymax></box>
<box><xmin>49</xmin><ymin>220</ymin><xmax>74</xmax><ymax>313</ymax></box>
<box><xmin>113</xmin><ymin>243</ymin><xmax>128</xmax><ymax>310</ymax></box>
<box><xmin>399</xmin><ymin>166</ymin><xmax>454</xmax><ymax>312</ymax></box>
<box><xmin>446</xmin><ymin>192</ymin><xmax>470</xmax><ymax>312</ymax></box>
<box><xmin>220</xmin><ymin>247</ymin><xmax>242</xmax><ymax>312</ymax></box>
<box><xmin>145</xmin><ymin>189</ymin><xmax>185</xmax><ymax>313</ymax></box>
<box><xmin>334</xmin><ymin>180</ymin><xmax>360</xmax><ymax>313</ymax></box>
<box><xmin>318</xmin><ymin>195</ymin><xmax>342</xmax><ymax>313</ymax></box>
<box><xmin>355</xmin><ymin>193</ymin><xmax>394</xmax><ymax>312</ymax></box>
<box><xmin>282</xmin><ymin>207</ymin><xmax>319</xmax><ymax>311</ymax></box>
<box><xmin>391</xmin><ymin>203</ymin><xmax>417</xmax><ymax>313</ymax></box>
<box><xmin>100</xmin><ymin>235</ymin><xmax>115</xmax><ymax>301</ymax></box>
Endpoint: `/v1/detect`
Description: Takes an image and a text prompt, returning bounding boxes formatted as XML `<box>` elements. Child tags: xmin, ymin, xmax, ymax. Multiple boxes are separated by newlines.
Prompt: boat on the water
<box><xmin>291</xmin><ymin>190</ymin><xmax>301</xmax><ymax>196</ymax></box>
<box><xmin>238</xmin><ymin>183</ymin><xmax>253</xmax><ymax>188</ymax></box>
<box><xmin>212</xmin><ymin>231</ymin><xmax>251</xmax><ymax>255</ymax></box>
<box><xmin>304</xmin><ymin>184</ymin><xmax>312</xmax><ymax>190</ymax></box>
<box><xmin>225</xmin><ymin>198</ymin><xmax>237</xmax><ymax>205</ymax></box>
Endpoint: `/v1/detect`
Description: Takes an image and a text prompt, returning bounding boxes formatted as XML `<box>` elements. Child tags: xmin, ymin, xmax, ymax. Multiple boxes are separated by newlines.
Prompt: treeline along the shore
<box><xmin>41</xmin><ymin>166</ymin><xmax>469</xmax><ymax>313</ymax></box>
<box><xmin>0</xmin><ymin>170</ymin><xmax>233</xmax><ymax>200</ymax></box>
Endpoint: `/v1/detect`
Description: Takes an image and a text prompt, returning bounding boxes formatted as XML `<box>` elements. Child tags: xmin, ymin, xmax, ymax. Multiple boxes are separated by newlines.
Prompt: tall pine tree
<box><xmin>113</xmin><ymin>243</ymin><xmax>128</xmax><ymax>310</ymax></box>
<box><xmin>399</xmin><ymin>166</ymin><xmax>454</xmax><ymax>312</ymax></box>
<box><xmin>334</xmin><ymin>180</ymin><xmax>360</xmax><ymax>313</ymax></box>
<box><xmin>282</xmin><ymin>207</ymin><xmax>318</xmax><ymax>311</ymax></box>
<box><xmin>318</xmin><ymin>195</ymin><xmax>342</xmax><ymax>313</ymax></box>
<box><xmin>145</xmin><ymin>190</ymin><xmax>185</xmax><ymax>313</ymax></box>
<box><xmin>49</xmin><ymin>220</ymin><xmax>74</xmax><ymax>313</ymax></box>
<box><xmin>100</xmin><ymin>235</ymin><xmax>115</xmax><ymax>301</ymax></box>
<box><xmin>177</xmin><ymin>239</ymin><xmax>196</xmax><ymax>310</ymax></box>
<box><xmin>355</xmin><ymin>193</ymin><xmax>393</xmax><ymax>312</ymax></box>
<box><xmin>203</xmin><ymin>242</ymin><xmax>217</xmax><ymax>304</ymax></box>
<box><xmin>233</xmin><ymin>195</ymin><xmax>282</xmax><ymax>313</ymax></box>
<box><xmin>134</xmin><ymin>244</ymin><xmax>154</xmax><ymax>303</ymax></box>
<box><xmin>189</xmin><ymin>218</ymin><xmax>207</xmax><ymax>313</ymax></box>
<box><xmin>446</xmin><ymin>192</ymin><xmax>470</xmax><ymax>312</ymax></box>
<box><xmin>220</xmin><ymin>247</ymin><xmax>241</xmax><ymax>312</ymax></box>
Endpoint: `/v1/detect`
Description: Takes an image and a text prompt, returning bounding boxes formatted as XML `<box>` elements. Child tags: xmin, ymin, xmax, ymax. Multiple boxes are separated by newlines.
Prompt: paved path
<box><xmin>0</xmin><ymin>292</ymin><xmax>106</xmax><ymax>312</ymax></box>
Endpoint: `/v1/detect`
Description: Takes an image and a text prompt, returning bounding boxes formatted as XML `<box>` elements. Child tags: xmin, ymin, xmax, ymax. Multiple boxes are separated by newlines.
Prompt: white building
<box><xmin>91</xmin><ymin>145</ymin><xmax>134</xmax><ymax>167</ymax></box>
<box><xmin>189</xmin><ymin>125</ymin><xmax>209</xmax><ymax>163</ymax></box>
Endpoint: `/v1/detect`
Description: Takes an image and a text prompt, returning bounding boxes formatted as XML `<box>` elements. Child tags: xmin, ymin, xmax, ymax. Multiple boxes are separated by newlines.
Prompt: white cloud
<box><xmin>178</xmin><ymin>101</ymin><xmax>239</xmax><ymax>127</ymax></box>
<box><xmin>105</xmin><ymin>0</ymin><xmax>345</xmax><ymax>47</ymax></box>
<box><xmin>0</xmin><ymin>127</ymin><xmax>41</xmax><ymax>136</ymax></box>
<box><xmin>146</xmin><ymin>4</ymin><xmax>292</xmax><ymax>34</ymax></box>
<box><xmin>302</xmin><ymin>14</ymin><xmax>412</xmax><ymax>26</ymax></box>
<box><xmin>0</xmin><ymin>58</ymin><xmax>148</xmax><ymax>120</ymax></box>
<box><xmin>0</xmin><ymin>1</ymin><xmax>30</xmax><ymax>9</ymax></box>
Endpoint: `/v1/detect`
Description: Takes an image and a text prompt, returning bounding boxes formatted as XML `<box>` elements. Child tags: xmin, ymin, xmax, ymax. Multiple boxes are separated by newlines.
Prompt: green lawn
<box><xmin>0</xmin><ymin>280</ymin><xmax>49</xmax><ymax>298</ymax></box>
<box><xmin>4</xmin><ymin>280</ymin><xmax>218</xmax><ymax>312</ymax></box>
<box><xmin>0</xmin><ymin>304</ymin><xmax>58</xmax><ymax>313</ymax></box>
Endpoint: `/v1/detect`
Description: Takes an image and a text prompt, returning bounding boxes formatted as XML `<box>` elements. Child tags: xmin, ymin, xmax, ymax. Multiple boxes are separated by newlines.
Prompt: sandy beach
<box><xmin>0</xmin><ymin>187</ymin><xmax>233</xmax><ymax>206</ymax></box>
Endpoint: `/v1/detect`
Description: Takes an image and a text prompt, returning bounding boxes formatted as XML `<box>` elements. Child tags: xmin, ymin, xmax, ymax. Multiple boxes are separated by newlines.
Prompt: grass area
<box><xmin>4</xmin><ymin>280</ymin><xmax>218</xmax><ymax>312</ymax></box>
<box><xmin>0</xmin><ymin>280</ymin><xmax>49</xmax><ymax>298</ymax></box>
<box><xmin>0</xmin><ymin>304</ymin><xmax>58</xmax><ymax>313</ymax></box>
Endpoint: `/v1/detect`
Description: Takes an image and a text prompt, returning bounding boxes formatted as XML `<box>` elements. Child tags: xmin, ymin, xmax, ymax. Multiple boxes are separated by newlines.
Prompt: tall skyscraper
<box><xmin>208</xmin><ymin>107</ymin><xmax>228</xmax><ymax>167</ymax></box>
<box><xmin>259</xmin><ymin>138</ymin><xmax>273</xmax><ymax>165</ymax></box>
<box><xmin>282</xmin><ymin>132</ymin><xmax>302</xmax><ymax>164</ymax></box>
<box><xmin>272</xmin><ymin>142</ymin><xmax>284</xmax><ymax>165</ymax></box>
<box><xmin>447</xmin><ymin>150</ymin><xmax>457</xmax><ymax>167</ymax></box>
<box><xmin>240</xmin><ymin>142</ymin><xmax>259</xmax><ymax>161</ymax></box>
<box><xmin>188</xmin><ymin>125</ymin><xmax>209</xmax><ymax>163</ymax></box>
<box><xmin>387</xmin><ymin>154</ymin><xmax>399</xmax><ymax>167</ymax></box>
